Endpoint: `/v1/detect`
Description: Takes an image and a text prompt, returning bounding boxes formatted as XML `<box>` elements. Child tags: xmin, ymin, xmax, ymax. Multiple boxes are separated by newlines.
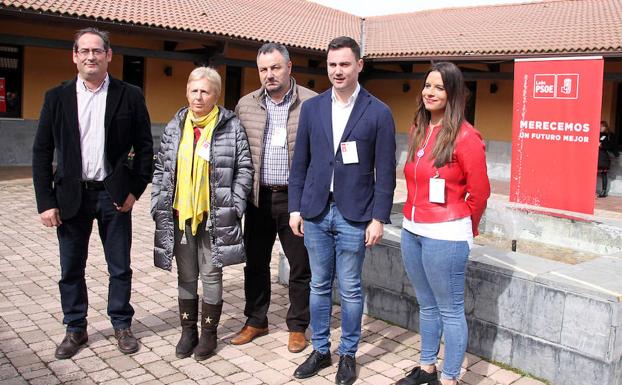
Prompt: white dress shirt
<box><xmin>402</xmin><ymin>216</ymin><xmax>474</xmax><ymax>249</ymax></box>
<box><xmin>76</xmin><ymin>74</ymin><xmax>109</xmax><ymax>181</ymax></box>
<box><xmin>330</xmin><ymin>83</ymin><xmax>360</xmax><ymax>191</ymax></box>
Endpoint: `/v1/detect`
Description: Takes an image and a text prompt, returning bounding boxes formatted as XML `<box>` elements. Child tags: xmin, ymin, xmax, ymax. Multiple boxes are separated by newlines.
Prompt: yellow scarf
<box><xmin>173</xmin><ymin>106</ymin><xmax>219</xmax><ymax>235</ymax></box>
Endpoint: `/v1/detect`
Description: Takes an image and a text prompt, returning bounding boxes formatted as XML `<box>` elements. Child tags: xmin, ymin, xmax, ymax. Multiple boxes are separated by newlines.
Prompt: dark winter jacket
<box><xmin>151</xmin><ymin>106</ymin><xmax>253</xmax><ymax>270</ymax></box>
<box><xmin>598</xmin><ymin>132</ymin><xmax>619</xmax><ymax>170</ymax></box>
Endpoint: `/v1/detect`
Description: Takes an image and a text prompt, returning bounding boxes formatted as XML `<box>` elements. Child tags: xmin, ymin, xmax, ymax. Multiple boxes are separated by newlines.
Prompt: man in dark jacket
<box><xmin>32</xmin><ymin>27</ymin><xmax>153</xmax><ymax>359</ymax></box>
<box><xmin>289</xmin><ymin>36</ymin><xmax>396</xmax><ymax>385</ymax></box>
<box><xmin>233</xmin><ymin>42</ymin><xmax>316</xmax><ymax>352</ymax></box>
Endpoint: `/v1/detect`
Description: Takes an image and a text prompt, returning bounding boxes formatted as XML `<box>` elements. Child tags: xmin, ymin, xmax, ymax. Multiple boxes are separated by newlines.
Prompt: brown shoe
<box><xmin>230</xmin><ymin>325</ymin><xmax>268</xmax><ymax>345</ymax></box>
<box><xmin>114</xmin><ymin>328</ymin><xmax>139</xmax><ymax>354</ymax></box>
<box><xmin>288</xmin><ymin>331</ymin><xmax>307</xmax><ymax>353</ymax></box>
<box><xmin>55</xmin><ymin>330</ymin><xmax>88</xmax><ymax>359</ymax></box>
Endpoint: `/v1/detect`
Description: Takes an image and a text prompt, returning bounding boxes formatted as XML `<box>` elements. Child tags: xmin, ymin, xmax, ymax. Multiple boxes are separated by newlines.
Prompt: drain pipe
<box><xmin>359</xmin><ymin>17</ymin><xmax>366</xmax><ymax>57</ymax></box>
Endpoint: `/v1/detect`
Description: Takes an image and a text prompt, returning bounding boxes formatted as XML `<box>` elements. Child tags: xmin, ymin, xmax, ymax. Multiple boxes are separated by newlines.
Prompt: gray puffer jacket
<box><xmin>151</xmin><ymin>106</ymin><xmax>253</xmax><ymax>270</ymax></box>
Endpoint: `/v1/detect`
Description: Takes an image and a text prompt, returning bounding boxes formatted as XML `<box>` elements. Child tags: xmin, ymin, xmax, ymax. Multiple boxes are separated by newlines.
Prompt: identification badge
<box><xmin>271</xmin><ymin>125</ymin><xmax>287</xmax><ymax>147</ymax></box>
<box><xmin>197</xmin><ymin>140</ymin><xmax>211</xmax><ymax>161</ymax></box>
<box><xmin>429</xmin><ymin>176</ymin><xmax>445</xmax><ymax>203</ymax></box>
<box><xmin>340</xmin><ymin>141</ymin><xmax>359</xmax><ymax>164</ymax></box>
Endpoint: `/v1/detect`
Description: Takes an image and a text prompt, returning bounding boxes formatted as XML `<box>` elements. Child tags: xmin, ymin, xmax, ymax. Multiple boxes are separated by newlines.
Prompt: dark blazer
<box><xmin>598</xmin><ymin>132</ymin><xmax>619</xmax><ymax>170</ymax></box>
<box><xmin>288</xmin><ymin>87</ymin><xmax>396</xmax><ymax>223</ymax></box>
<box><xmin>33</xmin><ymin>76</ymin><xmax>153</xmax><ymax>220</ymax></box>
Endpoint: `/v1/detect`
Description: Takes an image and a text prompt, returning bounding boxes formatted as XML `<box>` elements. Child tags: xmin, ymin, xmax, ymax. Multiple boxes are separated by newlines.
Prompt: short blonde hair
<box><xmin>187</xmin><ymin>66</ymin><xmax>221</xmax><ymax>97</ymax></box>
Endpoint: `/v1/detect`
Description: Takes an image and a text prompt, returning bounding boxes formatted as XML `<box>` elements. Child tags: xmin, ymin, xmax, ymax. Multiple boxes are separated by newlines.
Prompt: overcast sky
<box><xmin>309</xmin><ymin>0</ymin><xmax>539</xmax><ymax>16</ymax></box>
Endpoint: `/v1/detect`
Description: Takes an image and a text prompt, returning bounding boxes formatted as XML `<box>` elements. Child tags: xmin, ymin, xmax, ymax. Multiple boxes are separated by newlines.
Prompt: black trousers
<box><xmin>57</xmin><ymin>189</ymin><xmax>134</xmax><ymax>332</ymax></box>
<box><xmin>243</xmin><ymin>188</ymin><xmax>311</xmax><ymax>331</ymax></box>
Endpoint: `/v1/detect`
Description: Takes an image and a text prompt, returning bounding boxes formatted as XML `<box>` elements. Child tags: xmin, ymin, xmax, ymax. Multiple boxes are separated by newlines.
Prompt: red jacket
<box><xmin>403</xmin><ymin>121</ymin><xmax>490</xmax><ymax>236</ymax></box>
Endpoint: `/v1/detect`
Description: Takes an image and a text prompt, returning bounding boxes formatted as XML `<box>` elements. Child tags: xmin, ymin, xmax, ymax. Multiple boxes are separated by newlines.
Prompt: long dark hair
<box><xmin>408</xmin><ymin>62</ymin><xmax>468</xmax><ymax>167</ymax></box>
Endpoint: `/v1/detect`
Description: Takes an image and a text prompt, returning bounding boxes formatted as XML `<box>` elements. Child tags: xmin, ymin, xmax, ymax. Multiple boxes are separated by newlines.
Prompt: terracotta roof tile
<box><xmin>364</xmin><ymin>0</ymin><xmax>622</xmax><ymax>58</ymax></box>
<box><xmin>1</xmin><ymin>0</ymin><xmax>360</xmax><ymax>51</ymax></box>
<box><xmin>2</xmin><ymin>0</ymin><xmax>621</xmax><ymax>58</ymax></box>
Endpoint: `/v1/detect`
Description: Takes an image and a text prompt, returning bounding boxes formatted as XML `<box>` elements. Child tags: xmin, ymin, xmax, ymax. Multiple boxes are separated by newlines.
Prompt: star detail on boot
<box><xmin>205</xmin><ymin>316</ymin><xmax>212</xmax><ymax>324</ymax></box>
<box><xmin>181</xmin><ymin>312</ymin><xmax>189</xmax><ymax>320</ymax></box>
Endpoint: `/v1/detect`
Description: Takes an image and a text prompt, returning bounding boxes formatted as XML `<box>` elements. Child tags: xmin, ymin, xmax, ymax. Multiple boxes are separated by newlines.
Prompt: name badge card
<box><xmin>429</xmin><ymin>177</ymin><xmax>445</xmax><ymax>203</ymax></box>
<box><xmin>271</xmin><ymin>125</ymin><xmax>287</xmax><ymax>148</ymax></box>
<box><xmin>197</xmin><ymin>140</ymin><xmax>211</xmax><ymax>161</ymax></box>
<box><xmin>340</xmin><ymin>141</ymin><xmax>359</xmax><ymax>164</ymax></box>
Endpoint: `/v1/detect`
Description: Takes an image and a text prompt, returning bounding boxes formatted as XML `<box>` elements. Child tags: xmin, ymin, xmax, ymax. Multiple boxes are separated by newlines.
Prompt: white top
<box><xmin>402</xmin><ymin>216</ymin><xmax>473</xmax><ymax>249</ymax></box>
<box><xmin>330</xmin><ymin>83</ymin><xmax>360</xmax><ymax>191</ymax></box>
<box><xmin>76</xmin><ymin>74</ymin><xmax>109</xmax><ymax>181</ymax></box>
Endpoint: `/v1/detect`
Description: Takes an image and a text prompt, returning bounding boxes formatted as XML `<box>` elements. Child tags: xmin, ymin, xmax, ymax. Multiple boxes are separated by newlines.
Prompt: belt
<box><xmin>81</xmin><ymin>180</ymin><xmax>105</xmax><ymax>190</ymax></box>
<box><xmin>261</xmin><ymin>184</ymin><xmax>288</xmax><ymax>192</ymax></box>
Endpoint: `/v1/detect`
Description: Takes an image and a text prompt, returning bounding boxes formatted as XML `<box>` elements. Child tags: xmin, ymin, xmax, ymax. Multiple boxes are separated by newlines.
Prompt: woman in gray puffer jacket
<box><xmin>151</xmin><ymin>67</ymin><xmax>253</xmax><ymax>360</ymax></box>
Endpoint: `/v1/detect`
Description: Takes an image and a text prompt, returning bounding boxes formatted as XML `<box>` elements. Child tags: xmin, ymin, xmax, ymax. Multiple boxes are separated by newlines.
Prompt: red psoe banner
<box><xmin>0</xmin><ymin>78</ymin><xmax>6</xmax><ymax>113</ymax></box>
<box><xmin>510</xmin><ymin>57</ymin><xmax>603</xmax><ymax>214</ymax></box>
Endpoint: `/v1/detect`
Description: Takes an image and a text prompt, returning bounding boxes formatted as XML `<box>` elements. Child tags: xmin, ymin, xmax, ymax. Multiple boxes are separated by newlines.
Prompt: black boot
<box><xmin>176</xmin><ymin>298</ymin><xmax>199</xmax><ymax>358</ymax></box>
<box><xmin>194</xmin><ymin>301</ymin><xmax>222</xmax><ymax>360</ymax></box>
<box><xmin>599</xmin><ymin>172</ymin><xmax>608</xmax><ymax>197</ymax></box>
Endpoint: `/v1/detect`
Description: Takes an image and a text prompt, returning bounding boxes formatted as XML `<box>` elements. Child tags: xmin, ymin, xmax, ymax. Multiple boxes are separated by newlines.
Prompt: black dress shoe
<box><xmin>55</xmin><ymin>330</ymin><xmax>88</xmax><ymax>359</ymax></box>
<box><xmin>114</xmin><ymin>328</ymin><xmax>139</xmax><ymax>354</ymax></box>
<box><xmin>293</xmin><ymin>350</ymin><xmax>332</xmax><ymax>379</ymax></box>
<box><xmin>335</xmin><ymin>355</ymin><xmax>356</xmax><ymax>385</ymax></box>
<box><xmin>396</xmin><ymin>366</ymin><xmax>439</xmax><ymax>385</ymax></box>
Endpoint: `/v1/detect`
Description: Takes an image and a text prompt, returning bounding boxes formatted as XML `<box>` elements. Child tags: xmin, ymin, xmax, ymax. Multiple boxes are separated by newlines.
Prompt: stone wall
<box><xmin>279</xmin><ymin>224</ymin><xmax>622</xmax><ymax>385</ymax></box>
<box><xmin>483</xmin><ymin>139</ymin><xmax>622</xmax><ymax>196</ymax></box>
<box><xmin>0</xmin><ymin>119</ymin><xmax>38</xmax><ymax>165</ymax></box>
<box><xmin>0</xmin><ymin>119</ymin><xmax>165</xmax><ymax>165</ymax></box>
<box><xmin>4</xmin><ymin>121</ymin><xmax>622</xmax><ymax>196</ymax></box>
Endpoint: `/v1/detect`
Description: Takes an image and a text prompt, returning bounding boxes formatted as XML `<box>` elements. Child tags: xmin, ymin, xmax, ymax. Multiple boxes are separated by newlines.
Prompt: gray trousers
<box><xmin>174</xmin><ymin>218</ymin><xmax>223</xmax><ymax>304</ymax></box>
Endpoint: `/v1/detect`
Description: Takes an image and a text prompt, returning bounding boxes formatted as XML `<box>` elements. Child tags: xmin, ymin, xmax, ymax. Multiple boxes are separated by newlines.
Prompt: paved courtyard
<box><xmin>0</xmin><ymin>177</ymin><xmax>547</xmax><ymax>385</ymax></box>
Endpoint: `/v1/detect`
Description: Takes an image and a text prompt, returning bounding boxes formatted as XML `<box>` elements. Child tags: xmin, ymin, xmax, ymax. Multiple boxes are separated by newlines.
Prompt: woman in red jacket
<box><xmin>396</xmin><ymin>62</ymin><xmax>490</xmax><ymax>385</ymax></box>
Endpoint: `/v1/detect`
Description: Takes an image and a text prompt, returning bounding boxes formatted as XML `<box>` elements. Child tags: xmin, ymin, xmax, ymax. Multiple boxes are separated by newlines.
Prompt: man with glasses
<box><xmin>32</xmin><ymin>27</ymin><xmax>153</xmax><ymax>359</ymax></box>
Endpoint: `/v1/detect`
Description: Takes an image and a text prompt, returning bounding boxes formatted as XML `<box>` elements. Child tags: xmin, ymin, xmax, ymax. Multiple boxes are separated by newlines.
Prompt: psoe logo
<box><xmin>557</xmin><ymin>74</ymin><xmax>579</xmax><ymax>99</ymax></box>
<box><xmin>533</xmin><ymin>74</ymin><xmax>556</xmax><ymax>98</ymax></box>
<box><xmin>533</xmin><ymin>73</ymin><xmax>579</xmax><ymax>99</ymax></box>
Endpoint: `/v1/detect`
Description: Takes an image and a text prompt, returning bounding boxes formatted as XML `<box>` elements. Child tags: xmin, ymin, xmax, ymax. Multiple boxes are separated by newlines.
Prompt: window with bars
<box><xmin>0</xmin><ymin>45</ymin><xmax>22</xmax><ymax>118</ymax></box>
<box><xmin>0</xmin><ymin>45</ymin><xmax>23</xmax><ymax>118</ymax></box>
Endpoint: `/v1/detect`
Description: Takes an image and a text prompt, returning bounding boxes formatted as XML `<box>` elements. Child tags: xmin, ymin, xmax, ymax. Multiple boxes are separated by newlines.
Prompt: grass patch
<box><xmin>489</xmin><ymin>359</ymin><xmax>551</xmax><ymax>384</ymax></box>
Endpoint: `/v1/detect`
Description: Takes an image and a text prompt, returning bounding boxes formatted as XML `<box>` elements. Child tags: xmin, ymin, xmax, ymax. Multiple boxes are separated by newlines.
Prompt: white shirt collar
<box><xmin>77</xmin><ymin>74</ymin><xmax>109</xmax><ymax>94</ymax></box>
<box><xmin>331</xmin><ymin>83</ymin><xmax>360</xmax><ymax>108</ymax></box>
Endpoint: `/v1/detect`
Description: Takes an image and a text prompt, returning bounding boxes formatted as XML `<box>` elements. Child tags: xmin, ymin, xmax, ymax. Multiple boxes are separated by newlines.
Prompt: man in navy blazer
<box><xmin>289</xmin><ymin>36</ymin><xmax>396</xmax><ymax>385</ymax></box>
<box><xmin>32</xmin><ymin>28</ymin><xmax>153</xmax><ymax>359</ymax></box>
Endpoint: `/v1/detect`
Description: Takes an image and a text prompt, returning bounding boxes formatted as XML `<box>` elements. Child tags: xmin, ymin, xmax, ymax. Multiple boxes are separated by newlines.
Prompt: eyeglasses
<box><xmin>75</xmin><ymin>48</ymin><xmax>107</xmax><ymax>57</ymax></box>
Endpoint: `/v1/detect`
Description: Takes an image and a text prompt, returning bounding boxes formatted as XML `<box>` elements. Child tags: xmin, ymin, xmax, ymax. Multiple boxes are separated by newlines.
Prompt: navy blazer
<box><xmin>32</xmin><ymin>76</ymin><xmax>153</xmax><ymax>220</ymax></box>
<box><xmin>288</xmin><ymin>87</ymin><xmax>396</xmax><ymax>223</ymax></box>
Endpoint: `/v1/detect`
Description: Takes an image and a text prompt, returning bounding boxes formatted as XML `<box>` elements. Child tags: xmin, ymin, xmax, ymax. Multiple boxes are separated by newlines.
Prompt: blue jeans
<box><xmin>303</xmin><ymin>202</ymin><xmax>367</xmax><ymax>356</ymax></box>
<box><xmin>400</xmin><ymin>229</ymin><xmax>469</xmax><ymax>380</ymax></box>
<box><xmin>57</xmin><ymin>189</ymin><xmax>134</xmax><ymax>332</ymax></box>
